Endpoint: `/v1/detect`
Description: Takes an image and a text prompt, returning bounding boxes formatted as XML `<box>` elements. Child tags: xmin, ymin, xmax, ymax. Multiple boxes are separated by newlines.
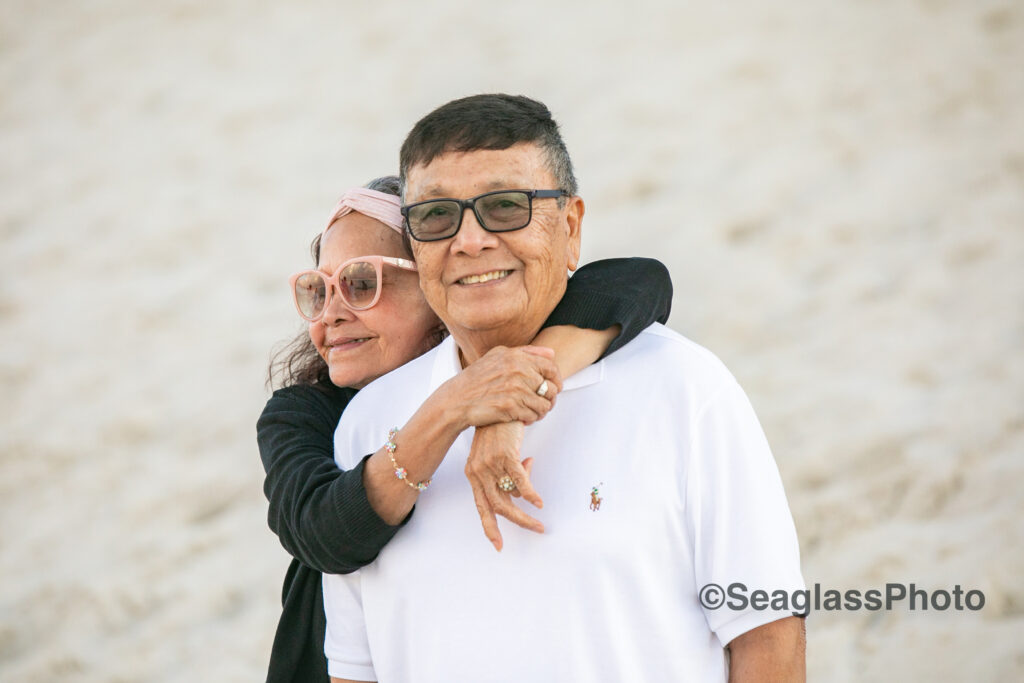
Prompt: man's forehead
<box><xmin>406</xmin><ymin>144</ymin><xmax>553</xmax><ymax>199</ymax></box>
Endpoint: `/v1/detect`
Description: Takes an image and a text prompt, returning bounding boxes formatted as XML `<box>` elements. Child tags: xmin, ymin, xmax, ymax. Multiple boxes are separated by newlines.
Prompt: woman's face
<box><xmin>309</xmin><ymin>212</ymin><xmax>441</xmax><ymax>389</ymax></box>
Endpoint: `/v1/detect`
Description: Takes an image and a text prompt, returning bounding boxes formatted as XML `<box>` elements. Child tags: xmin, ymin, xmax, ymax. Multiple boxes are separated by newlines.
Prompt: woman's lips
<box><xmin>326</xmin><ymin>338</ymin><xmax>371</xmax><ymax>354</ymax></box>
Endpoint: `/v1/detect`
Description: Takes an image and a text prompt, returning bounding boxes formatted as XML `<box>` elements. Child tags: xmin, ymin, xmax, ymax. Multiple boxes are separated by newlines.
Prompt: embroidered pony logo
<box><xmin>590</xmin><ymin>484</ymin><xmax>603</xmax><ymax>511</ymax></box>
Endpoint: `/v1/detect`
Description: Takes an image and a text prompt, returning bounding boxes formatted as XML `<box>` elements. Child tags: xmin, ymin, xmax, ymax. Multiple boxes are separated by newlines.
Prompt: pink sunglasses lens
<box><xmin>294</xmin><ymin>272</ymin><xmax>327</xmax><ymax>319</ymax></box>
<box><xmin>339</xmin><ymin>261</ymin><xmax>379</xmax><ymax>309</ymax></box>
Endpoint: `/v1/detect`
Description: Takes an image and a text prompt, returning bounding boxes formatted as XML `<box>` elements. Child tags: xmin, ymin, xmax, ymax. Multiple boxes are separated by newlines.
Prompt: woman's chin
<box><xmin>327</xmin><ymin>339</ymin><xmax>435</xmax><ymax>389</ymax></box>
<box><xmin>329</xmin><ymin>366</ymin><xmax>375</xmax><ymax>390</ymax></box>
<box><xmin>329</xmin><ymin>360</ymin><xmax>398</xmax><ymax>390</ymax></box>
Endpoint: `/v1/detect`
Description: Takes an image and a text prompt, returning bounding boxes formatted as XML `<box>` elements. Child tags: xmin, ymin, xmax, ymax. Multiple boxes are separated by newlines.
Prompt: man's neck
<box><xmin>454</xmin><ymin>325</ymin><xmax>542</xmax><ymax>367</ymax></box>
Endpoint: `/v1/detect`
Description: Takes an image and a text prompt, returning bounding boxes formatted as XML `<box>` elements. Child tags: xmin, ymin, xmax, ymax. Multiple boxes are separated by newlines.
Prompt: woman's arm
<box><xmin>465</xmin><ymin>257</ymin><xmax>674</xmax><ymax>549</ymax></box>
<box><xmin>360</xmin><ymin>345</ymin><xmax>563</xmax><ymax>525</ymax></box>
<box><xmin>260</xmin><ymin>346</ymin><xmax>561</xmax><ymax>571</ymax></box>
<box><xmin>543</xmin><ymin>256</ymin><xmax>673</xmax><ymax>362</ymax></box>
<box><xmin>258</xmin><ymin>384</ymin><xmax>405</xmax><ymax>574</ymax></box>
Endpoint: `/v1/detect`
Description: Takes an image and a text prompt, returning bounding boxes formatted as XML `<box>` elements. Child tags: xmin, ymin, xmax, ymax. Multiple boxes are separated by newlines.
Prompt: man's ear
<box><xmin>565</xmin><ymin>195</ymin><xmax>584</xmax><ymax>271</ymax></box>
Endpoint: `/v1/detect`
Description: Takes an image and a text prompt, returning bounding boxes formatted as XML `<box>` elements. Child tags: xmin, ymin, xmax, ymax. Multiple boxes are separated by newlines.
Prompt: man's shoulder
<box><xmin>334</xmin><ymin>342</ymin><xmax>446</xmax><ymax>451</ymax></box>
<box><xmin>606</xmin><ymin>323</ymin><xmax>736</xmax><ymax>393</ymax></box>
<box><xmin>358</xmin><ymin>342</ymin><xmax>443</xmax><ymax>401</ymax></box>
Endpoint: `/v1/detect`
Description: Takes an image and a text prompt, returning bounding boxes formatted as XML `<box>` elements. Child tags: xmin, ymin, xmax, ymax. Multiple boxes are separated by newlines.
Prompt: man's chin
<box><xmin>443</xmin><ymin>306</ymin><xmax>521</xmax><ymax>336</ymax></box>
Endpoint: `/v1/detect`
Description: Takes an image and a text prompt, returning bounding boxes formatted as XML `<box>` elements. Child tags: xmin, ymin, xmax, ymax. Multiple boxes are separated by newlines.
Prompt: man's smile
<box><xmin>455</xmin><ymin>269</ymin><xmax>512</xmax><ymax>285</ymax></box>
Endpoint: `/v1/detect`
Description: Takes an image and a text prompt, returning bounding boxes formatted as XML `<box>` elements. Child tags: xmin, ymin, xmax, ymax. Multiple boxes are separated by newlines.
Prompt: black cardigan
<box><xmin>257</xmin><ymin>257</ymin><xmax>673</xmax><ymax>682</ymax></box>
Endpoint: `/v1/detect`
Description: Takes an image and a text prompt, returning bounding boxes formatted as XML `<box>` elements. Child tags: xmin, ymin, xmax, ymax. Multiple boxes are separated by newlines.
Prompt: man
<box><xmin>323</xmin><ymin>94</ymin><xmax>806</xmax><ymax>682</ymax></box>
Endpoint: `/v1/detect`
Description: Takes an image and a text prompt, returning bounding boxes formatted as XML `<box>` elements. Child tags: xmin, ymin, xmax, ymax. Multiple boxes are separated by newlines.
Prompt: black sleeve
<box><xmin>257</xmin><ymin>384</ymin><xmax>409</xmax><ymax>574</ymax></box>
<box><xmin>542</xmin><ymin>257</ymin><xmax>673</xmax><ymax>359</ymax></box>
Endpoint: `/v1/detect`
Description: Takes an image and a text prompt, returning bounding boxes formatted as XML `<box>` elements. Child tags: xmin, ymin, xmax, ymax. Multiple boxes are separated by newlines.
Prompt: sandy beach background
<box><xmin>2</xmin><ymin>0</ymin><xmax>1022</xmax><ymax>680</ymax></box>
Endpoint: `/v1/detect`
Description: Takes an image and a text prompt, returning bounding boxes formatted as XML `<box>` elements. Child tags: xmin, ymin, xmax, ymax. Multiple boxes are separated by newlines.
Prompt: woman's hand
<box><xmin>465</xmin><ymin>421</ymin><xmax>544</xmax><ymax>551</ymax></box>
<box><xmin>363</xmin><ymin>346</ymin><xmax>561</xmax><ymax>525</ymax></box>
<box><xmin>442</xmin><ymin>345</ymin><xmax>563</xmax><ymax>430</ymax></box>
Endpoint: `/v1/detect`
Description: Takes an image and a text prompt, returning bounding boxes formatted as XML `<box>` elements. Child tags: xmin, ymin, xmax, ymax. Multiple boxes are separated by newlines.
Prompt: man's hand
<box><xmin>465</xmin><ymin>422</ymin><xmax>544</xmax><ymax>551</ymax></box>
<box><xmin>727</xmin><ymin>616</ymin><xmax>806</xmax><ymax>682</ymax></box>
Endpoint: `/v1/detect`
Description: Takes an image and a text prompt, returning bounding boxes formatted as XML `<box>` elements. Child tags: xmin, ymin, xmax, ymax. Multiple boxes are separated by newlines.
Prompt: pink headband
<box><xmin>322</xmin><ymin>187</ymin><xmax>404</xmax><ymax>239</ymax></box>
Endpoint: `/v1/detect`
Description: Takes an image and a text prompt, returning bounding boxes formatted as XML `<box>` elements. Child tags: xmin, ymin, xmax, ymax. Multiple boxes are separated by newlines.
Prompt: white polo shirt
<box><xmin>324</xmin><ymin>324</ymin><xmax>804</xmax><ymax>682</ymax></box>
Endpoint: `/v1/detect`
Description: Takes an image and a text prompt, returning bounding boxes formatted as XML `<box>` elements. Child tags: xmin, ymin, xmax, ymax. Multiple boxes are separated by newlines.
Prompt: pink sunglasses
<box><xmin>289</xmin><ymin>255</ymin><xmax>417</xmax><ymax>321</ymax></box>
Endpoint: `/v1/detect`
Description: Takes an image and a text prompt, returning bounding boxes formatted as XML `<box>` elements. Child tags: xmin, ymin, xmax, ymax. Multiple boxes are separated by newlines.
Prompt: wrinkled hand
<box><xmin>466</xmin><ymin>421</ymin><xmax>544</xmax><ymax>551</ymax></box>
<box><xmin>445</xmin><ymin>345</ymin><xmax>562</xmax><ymax>429</ymax></box>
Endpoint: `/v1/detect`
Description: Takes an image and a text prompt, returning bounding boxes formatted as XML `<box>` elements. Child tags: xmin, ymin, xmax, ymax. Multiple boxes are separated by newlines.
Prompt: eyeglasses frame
<box><xmin>289</xmin><ymin>255</ymin><xmax>418</xmax><ymax>321</ymax></box>
<box><xmin>400</xmin><ymin>189</ymin><xmax>570</xmax><ymax>242</ymax></box>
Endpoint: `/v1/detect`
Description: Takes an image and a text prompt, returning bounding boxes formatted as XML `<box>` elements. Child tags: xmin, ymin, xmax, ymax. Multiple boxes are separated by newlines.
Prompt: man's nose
<box><xmin>450</xmin><ymin>207</ymin><xmax>497</xmax><ymax>257</ymax></box>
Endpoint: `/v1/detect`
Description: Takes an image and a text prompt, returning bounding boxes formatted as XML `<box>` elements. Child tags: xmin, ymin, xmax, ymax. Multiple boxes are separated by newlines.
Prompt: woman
<box><xmin>258</xmin><ymin>176</ymin><xmax>672</xmax><ymax>682</ymax></box>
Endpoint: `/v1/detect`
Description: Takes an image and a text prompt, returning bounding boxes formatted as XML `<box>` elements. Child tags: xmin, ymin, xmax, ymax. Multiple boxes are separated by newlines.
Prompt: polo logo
<box><xmin>590</xmin><ymin>483</ymin><xmax>603</xmax><ymax>511</ymax></box>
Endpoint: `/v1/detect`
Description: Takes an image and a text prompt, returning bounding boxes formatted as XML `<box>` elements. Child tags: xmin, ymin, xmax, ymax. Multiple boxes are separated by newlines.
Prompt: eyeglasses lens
<box><xmin>339</xmin><ymin>261</ymin><xmax>379</xmax><ymax>309</ymax></box>
<box><xmin>477</xmin><ymin>192</ymin><xmax>531</xmax><ymax>231</ymax></box>
<box><xmin>294</xmin><ymin>272</ymin><xmax>327</xmax><ymax>320</ymax></box>
<box><xmin>407</xmin><ymin>202</ymin><xmax>459</xmax><ymax>240</ymax></box>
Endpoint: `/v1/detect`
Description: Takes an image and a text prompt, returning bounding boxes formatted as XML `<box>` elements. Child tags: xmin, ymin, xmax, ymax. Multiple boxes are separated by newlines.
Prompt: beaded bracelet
<box><xmin>385</xmin><ymin>427</ymin><xmax>431</xmax><ymax>491</ymax></box>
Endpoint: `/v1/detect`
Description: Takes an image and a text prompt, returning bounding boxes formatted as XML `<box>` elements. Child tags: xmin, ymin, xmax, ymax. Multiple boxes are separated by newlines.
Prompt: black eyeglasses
<box><xmin>401</xmin><ymin>189</ymin><xmax>569</xmax><ymax>242</ymax></box>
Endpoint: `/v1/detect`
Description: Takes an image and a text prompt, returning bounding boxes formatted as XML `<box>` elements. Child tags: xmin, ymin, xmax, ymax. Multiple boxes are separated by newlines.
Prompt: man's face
<box><xmin>404</xmin><ymin>143</ymin><xmax>583</xmax><ymax>351</ymax></box>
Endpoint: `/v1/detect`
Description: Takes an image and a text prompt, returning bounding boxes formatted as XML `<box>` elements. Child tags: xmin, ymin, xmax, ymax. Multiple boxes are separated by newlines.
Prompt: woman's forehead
<box><xmin>319</xmin><ymin>213</ymin><xmax>405</xmax><ymax>266</ymax></box>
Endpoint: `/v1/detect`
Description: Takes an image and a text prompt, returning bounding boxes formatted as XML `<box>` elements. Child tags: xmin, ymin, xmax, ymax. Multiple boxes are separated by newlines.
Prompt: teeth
<box><xmin>459</xmin><ymin>270</ymin><xmax>510</xmax><ymax>285</ymax></box>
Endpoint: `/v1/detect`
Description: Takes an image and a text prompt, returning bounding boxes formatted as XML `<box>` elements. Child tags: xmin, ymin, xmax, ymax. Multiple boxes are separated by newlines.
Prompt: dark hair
<box><xmin>267</xmin><ymin>175</ymin><xmax>408</xmax><ymax>391</ymax></box>
<box><xmin>398</xmin><ymin>94</ymin><xmax>577</xmax><ymax>198</ymax></box>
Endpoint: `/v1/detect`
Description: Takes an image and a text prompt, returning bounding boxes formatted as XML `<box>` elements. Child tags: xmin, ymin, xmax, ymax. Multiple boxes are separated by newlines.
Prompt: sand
<box><xmin>1</xmin><ymin>0</ymin><xmax>1022</xmax><ymax>680</ymax></box>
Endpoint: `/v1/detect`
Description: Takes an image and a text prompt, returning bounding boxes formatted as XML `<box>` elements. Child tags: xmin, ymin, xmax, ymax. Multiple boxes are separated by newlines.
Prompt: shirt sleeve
<box><xmin>323</xmin><ymin>570</ymin><xmax>377</xmax><ymax>681</ymax></box>
<box><xmin>542</xmin><ymin>257</ymin><xmax>673</xmax><ymax>359</ymax></box>
<box><xmin>685</xmin><ymin>379</ymin><xmax>805</xmax><ymax>648</ymax></box>
<box><xmin>257</xmin><ymin>384</ymin><xmax>410</xmax><ymax>574</ymax></box>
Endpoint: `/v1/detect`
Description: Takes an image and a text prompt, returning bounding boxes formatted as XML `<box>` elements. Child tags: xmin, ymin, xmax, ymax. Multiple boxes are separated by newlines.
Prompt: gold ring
<box><xmin>498</xmin><ymin>475</ymin><xmax>516</xmax><ymax>492</ymax></box>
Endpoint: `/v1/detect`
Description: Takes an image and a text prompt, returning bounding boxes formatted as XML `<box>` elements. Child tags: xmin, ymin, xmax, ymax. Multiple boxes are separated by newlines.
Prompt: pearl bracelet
<box><xmin>385</xmin><ymin>427</ymin><xmax>430</xmax><ymax>492</ymax></box>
